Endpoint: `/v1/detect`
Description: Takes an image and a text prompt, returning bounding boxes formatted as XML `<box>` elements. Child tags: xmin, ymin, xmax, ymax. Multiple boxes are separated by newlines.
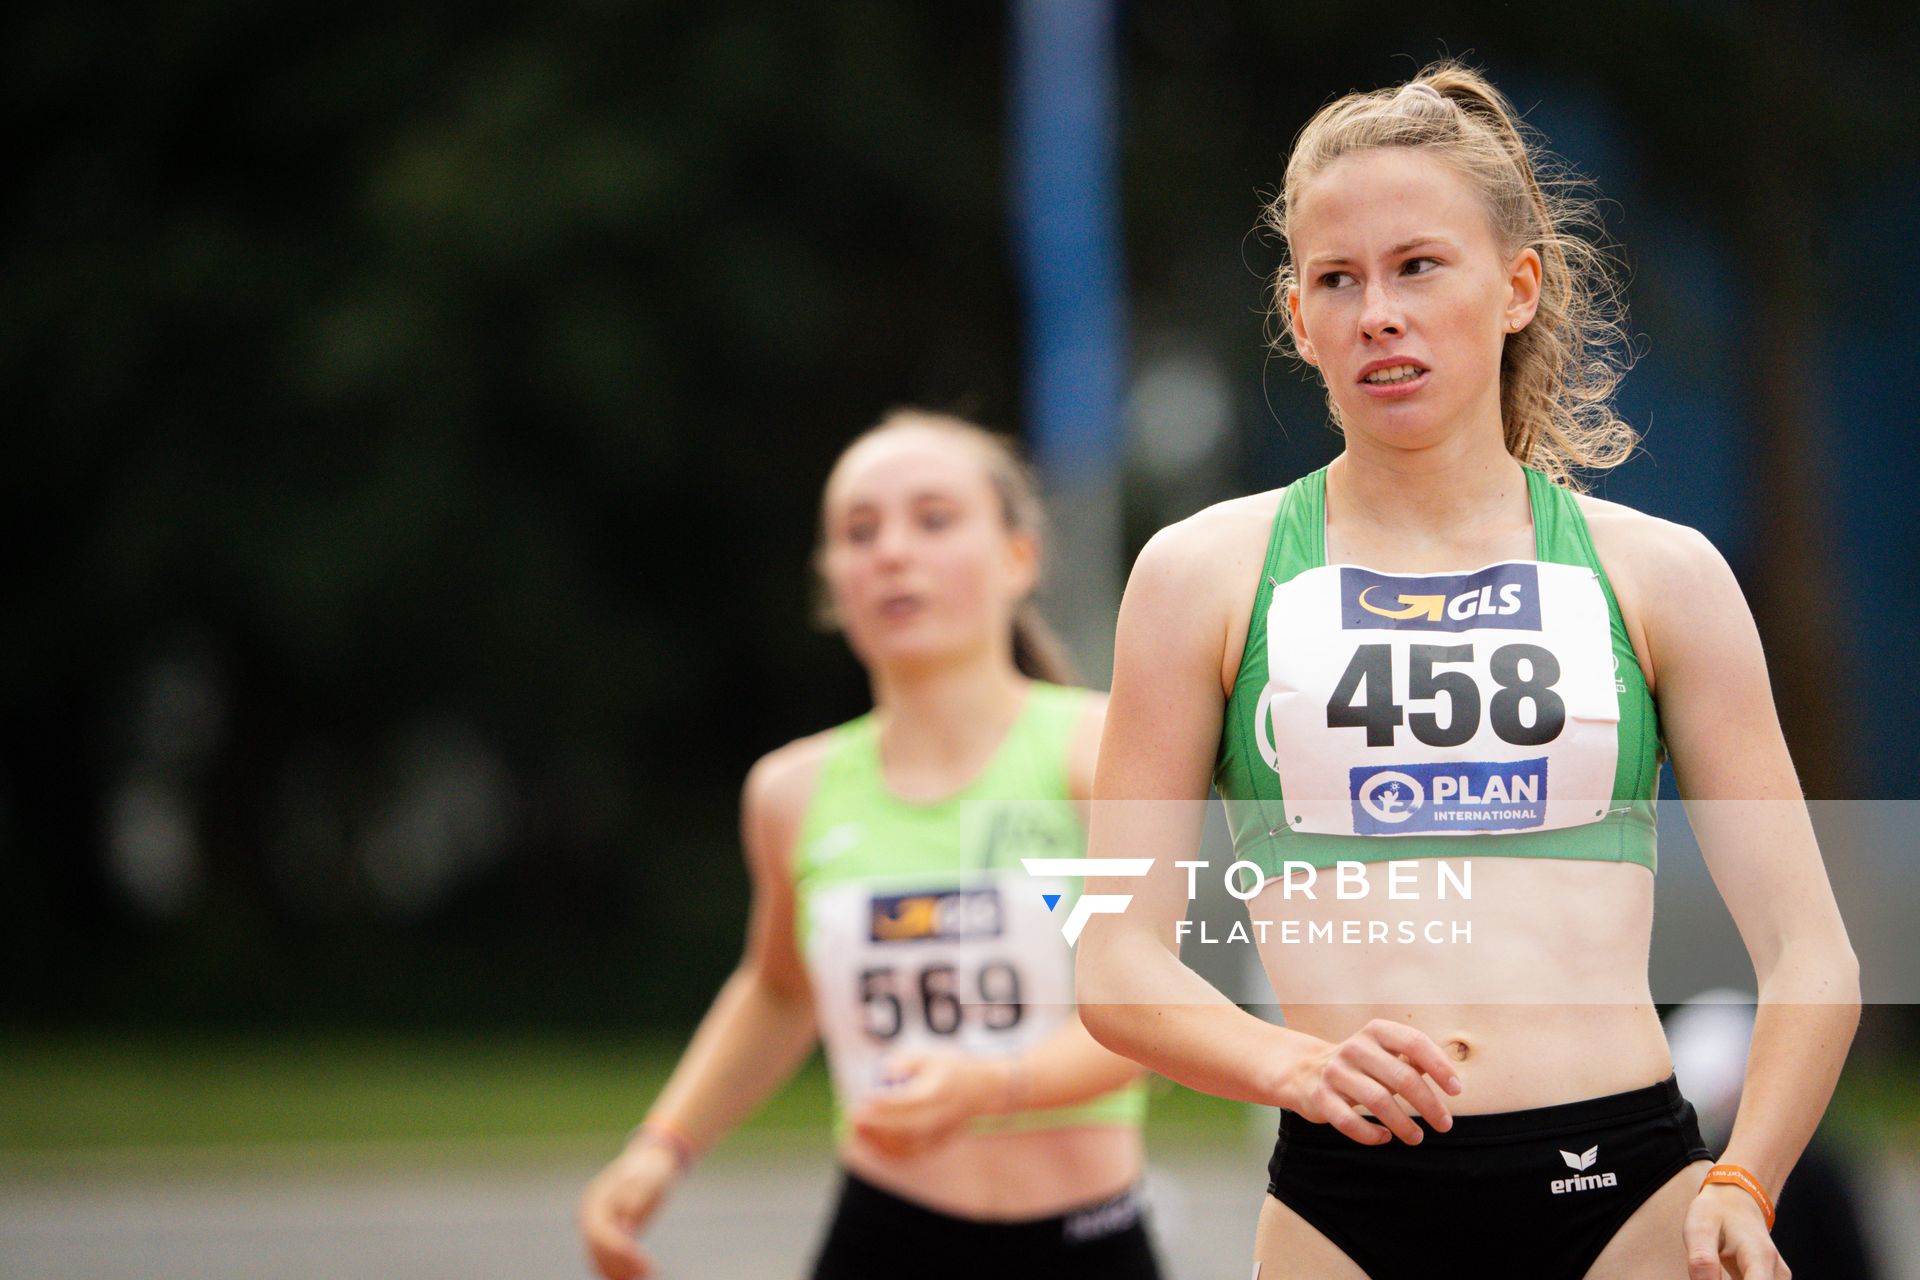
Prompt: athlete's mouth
<box><xmin>1359</xmin><ymin>361</ymin><xmax>1429</xmax><ymax>385</ymax></box>
<box><xmin>879</xmin><ymin>592</ymin><xmax>925</xmax><ymax>619</ymax></box>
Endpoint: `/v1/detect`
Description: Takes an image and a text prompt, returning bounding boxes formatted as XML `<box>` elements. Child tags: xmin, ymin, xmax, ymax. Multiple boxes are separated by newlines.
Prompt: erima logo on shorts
<box><xmin>1350</xmin><ymin>758</ymin><xmax>1549</xmax><ymax>834</ymax></box>
<box><xmin>1551</xmin><ymin>1145</ymin><xmax>1618</xmax><ymax>1194</ymax></box>
<box><xmin>868</xmin><ymin>888</ymin><xmax>1003</xmax><ymax>942</ymax></box>
<box><xmin>1340</xmin><ymin>563</ymin><xmax>1542</xmax><ymax>632</ymax></box>
<box><xmin>1061</xmin><ymin>1189</ymin><xmax>1143</xmax><ymax>1244</ymax></box>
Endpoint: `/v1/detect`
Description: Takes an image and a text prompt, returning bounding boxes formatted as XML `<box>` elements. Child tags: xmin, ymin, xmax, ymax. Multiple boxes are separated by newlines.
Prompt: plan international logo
<box><xmin>1340</xmin><ymin>563</ymin><xmax>1542</xmax><ymax>632</ymax></box>
<box><xmin>1350</xmin><ymin>758</ymin><xmax>1549</xmax><ymax>835</ymax></box>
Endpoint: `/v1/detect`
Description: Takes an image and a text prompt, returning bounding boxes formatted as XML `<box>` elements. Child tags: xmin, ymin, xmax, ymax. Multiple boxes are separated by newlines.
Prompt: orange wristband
<box><xmin>1701</xmin><ymin>1164</ymin><xmax>1775</xmax><ymax>1230</ymax></box>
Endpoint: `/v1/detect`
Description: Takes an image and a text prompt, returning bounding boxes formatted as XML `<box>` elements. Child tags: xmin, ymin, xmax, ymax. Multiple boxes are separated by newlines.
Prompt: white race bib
<box><xmin>804</xmin><ymin>870</ymin><xmax>1073</xmax><ymax>1109</ymax></box>
<box><xmin>1259</xmin><ymin>560</ymin><xmax>1619</xmax><ymax>837</ymax></box>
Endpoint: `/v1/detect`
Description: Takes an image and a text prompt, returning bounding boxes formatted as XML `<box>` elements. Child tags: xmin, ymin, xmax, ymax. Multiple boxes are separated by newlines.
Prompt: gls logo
<box><xmin>1340</xmin><ymin>564</ymin><xmax>1542</xmax><ymax>632</ymax></box>
<box><xmin>1550</xmin><ymin>1145</ymin><xmax>1619</xmax><ymax>1194</ymax></box>
<box><xmin>1021</xmin><ymin>859</ymin><xmax>1153</xmax><ymax>945</ymax></box>
<box><xmin>869</xmin><ymin>888</ymin><xmax>1004</xmax><ymax>943</ymax></box>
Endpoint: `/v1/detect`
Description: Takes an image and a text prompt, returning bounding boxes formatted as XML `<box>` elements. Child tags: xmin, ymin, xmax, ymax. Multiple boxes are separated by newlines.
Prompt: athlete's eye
<box><xmin>845</xmin><ymin>522</ymin><xmax>879</xmax><ymax>545</ymax></box>
<box><xmin>1403</xmin><ymin>257</ymin><xmax>1441</xmax><ymax>275</ymax></box>
<box><xmin>1317</xmin><ymin>270</ymin><xmax>1353</xmax><ymax>289</ymax></box>
<box><xmin>919</xmin><ymin>507</ymin><xmax>957</xmax><ymax>532</ymax></box>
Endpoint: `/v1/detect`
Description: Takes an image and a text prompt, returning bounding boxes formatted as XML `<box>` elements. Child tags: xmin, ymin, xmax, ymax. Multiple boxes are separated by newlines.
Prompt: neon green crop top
<box><xmin>792</xmin><ymin>680</ymin><xmax>1148</xmax><ymax>1141</ymax></box>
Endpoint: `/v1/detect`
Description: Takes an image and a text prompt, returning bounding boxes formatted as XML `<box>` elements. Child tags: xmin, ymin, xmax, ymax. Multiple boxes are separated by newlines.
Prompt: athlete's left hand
<box><xmin>849</xmin><ymin>1050</ymin><xmax>1001</xmax><ymax>1158</ymax></box>
<box><xmin>1683</xmin><ymin>1185</ymin><xmax>1790</xmax><ymax>1280</ymax></box>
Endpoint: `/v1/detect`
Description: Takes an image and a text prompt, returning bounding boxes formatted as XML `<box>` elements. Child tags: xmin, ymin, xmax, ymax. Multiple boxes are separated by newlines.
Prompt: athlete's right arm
<box><xmin>1074</xmin><ymin>511</ymin><xmax>1460</xmax><ymax>1146</ymax></box>
<box><xmin>577</xmin><ymin>741</ymin><xmax>824</xmax><ymax>1280</ymax></box>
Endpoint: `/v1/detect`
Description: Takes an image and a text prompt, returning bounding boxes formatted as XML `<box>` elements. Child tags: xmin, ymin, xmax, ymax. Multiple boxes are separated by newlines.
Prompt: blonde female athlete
<box><xmin>1075</xmin><ymin>64</ymin><xmax>1858</xmax><ymax>1280</ymax></box>
<box><xmin>578</xmin><ymin>411</ymin><xmax>1161</xmax><ymax>1279</ymax></box>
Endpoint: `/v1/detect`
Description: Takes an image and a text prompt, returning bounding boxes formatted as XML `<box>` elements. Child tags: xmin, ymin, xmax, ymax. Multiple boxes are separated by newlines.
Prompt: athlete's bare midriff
<box><xmin>1250</xmin><ymin>856</ymin><xmax>1673</xmax><ymax>1114</ymax></box>
<box><xmin>837</xmin><ymin>1125</ymin><xmax>1143</xmax><ymax>1219</ymax></box>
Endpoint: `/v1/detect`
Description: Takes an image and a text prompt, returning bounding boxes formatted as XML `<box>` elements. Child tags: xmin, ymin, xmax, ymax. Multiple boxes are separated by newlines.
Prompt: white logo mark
<box><xmin>1358</xmin><ymin>771</ymin><xmax>1424</xmax><ymax>824</ymax></box>
<box><xmin>810</xmin><ymin>823</ymin><xmax>861</xmax><ymax>862</ymax></box>
<box><xmin>1550</xmin><ymin>1144</ymin><xmax>1616</xmax><ymax>1194</ymax></box>
<box><xmin>1254</xmin><ymin>682</ymin><xmax>1281</xmax><ymax>774</ymax></box>
<box><xmin>1021</xmin><ymin>859</ymin><xmax>1154</xmax><ymax>945</ymax></box>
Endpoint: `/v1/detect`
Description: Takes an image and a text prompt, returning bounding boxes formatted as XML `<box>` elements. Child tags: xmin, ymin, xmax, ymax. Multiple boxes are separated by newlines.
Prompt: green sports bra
<box><xmin>1212</xmin><ymin>464</ymin><xmax>1661</xmax><ymax>875</ymax></box>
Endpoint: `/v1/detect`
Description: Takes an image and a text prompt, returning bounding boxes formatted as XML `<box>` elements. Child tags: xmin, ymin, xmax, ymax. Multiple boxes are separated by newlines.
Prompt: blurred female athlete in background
<box><xmin>579</xmin><ymin>410</ymin><xmax>1160</xmax><ymax>1279</ymax></box>
<box><xmin>1076</xmin><ymin>63</ymin><xmax>1857</xmax><ymax>1280</ymax></box>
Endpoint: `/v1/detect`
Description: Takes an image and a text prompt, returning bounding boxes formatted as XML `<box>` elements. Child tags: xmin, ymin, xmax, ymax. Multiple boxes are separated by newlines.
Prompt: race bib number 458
<box><xmin>1259</xmin><ymin>561</ymin><xmax>1620</xmax><ymax>837</ymax></box>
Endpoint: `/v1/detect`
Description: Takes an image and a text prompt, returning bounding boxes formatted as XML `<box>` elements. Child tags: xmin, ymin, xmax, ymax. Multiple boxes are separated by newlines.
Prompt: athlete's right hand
<box><xmin>578</xmin><ymin>1143</ymin><xmax>679</xmax><ymax>1279</ymax></box>
<box><xmin>1279</xmin><ymin>1019</ymin><xmax>1464</xmax><ymax>1146</ymax></box>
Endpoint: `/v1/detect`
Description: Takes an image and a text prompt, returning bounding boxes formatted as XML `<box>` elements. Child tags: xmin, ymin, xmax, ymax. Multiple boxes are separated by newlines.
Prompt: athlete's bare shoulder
<box><xmin>741</xmin><ymin>729</ymin><xmax>836</xmax><ymax>871</ymax></box>
<box><xmin>1127</xmin><ymin>487</ymin><xmax>1288</xmax><ymax>696</ymax></box>
<box><xmin>1573</xmin><ymin>491</ymin><xmax>1740</xmax><ymax>690</ymax></box>
<box><xmin>1154</xmin><ymin>487</ymin><xmax>1284</xmax><ymax>548</ymax></box>
<box><xmin>1572</xmin><ymin>491</ymin><xmax>1727</xmax><ymax>589</ymax></box>
<box><xmin>1133</xmin><ymin>488</ymin><xmax>1284</xmax><ymax>594</ymax></box>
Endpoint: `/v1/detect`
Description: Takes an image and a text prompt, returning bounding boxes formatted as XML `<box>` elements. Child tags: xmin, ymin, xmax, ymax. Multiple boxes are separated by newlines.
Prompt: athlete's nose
<box><xmin>870</xmin><ymin>517</ymin><xmax>914</xmax><ymax>566</ymax></box>
<box><xmin>1358</xmin><ymin>279</ymin><xmax>1405</xmax><ymax>342</ymax></box>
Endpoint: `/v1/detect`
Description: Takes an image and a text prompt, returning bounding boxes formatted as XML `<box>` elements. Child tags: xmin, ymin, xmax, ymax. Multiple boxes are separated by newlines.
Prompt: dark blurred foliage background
<box><xmin>4</xmin><ymin>0</ymin><xmax>1915</xmax><ymax>1034</ymax></box>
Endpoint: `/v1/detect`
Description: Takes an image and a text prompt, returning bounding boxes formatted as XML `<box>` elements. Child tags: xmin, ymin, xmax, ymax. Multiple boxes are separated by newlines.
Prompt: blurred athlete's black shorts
<box><xmin>808</xmin><ymin>1166</ymin><xmax>1162</xmax><ymax>1280</ymax></box>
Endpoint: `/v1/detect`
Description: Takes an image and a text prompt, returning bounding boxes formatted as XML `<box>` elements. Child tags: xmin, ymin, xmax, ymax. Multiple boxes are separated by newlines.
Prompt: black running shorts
<box><xmin>808</xmin><ymin>1167</ymin><xmax>1163</xmax><ymax>1280</ymax></box>
<box><xmin>1266</xmin><ymin>1074</ymin><xmax>1711</xmax><ymax>1279</ymax></box>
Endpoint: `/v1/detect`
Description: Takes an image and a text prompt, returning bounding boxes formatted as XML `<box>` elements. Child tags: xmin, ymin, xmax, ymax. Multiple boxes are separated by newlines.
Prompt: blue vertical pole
<box><xmin>1010</xmin><ymin>0</ymin><xmax>1125</xmax><ymax>678</ymax></box>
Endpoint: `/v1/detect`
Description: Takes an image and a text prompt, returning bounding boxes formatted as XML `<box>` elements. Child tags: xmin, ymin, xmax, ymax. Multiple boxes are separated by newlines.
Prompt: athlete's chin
<box><xmin>1343</xmin><ymin>410</ymin><xmax>1456</xmax><ymax>452</ymax></box>
<box><xmin>860</xmin><ymin>631</ymin><xmax>983</xmax><ymax>674</ymax></box>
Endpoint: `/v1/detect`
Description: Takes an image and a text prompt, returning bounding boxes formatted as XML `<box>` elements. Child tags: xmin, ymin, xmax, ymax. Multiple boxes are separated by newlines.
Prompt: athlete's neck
<box><xmin>1328</xmin><ymin>429</ymin><xmax>1529</xmax><ymax>547</ymax></box>
<box><xmin>868</xmin><ymin>658</ymin><xmax>1032</xmax><ymax>800</ymax></box>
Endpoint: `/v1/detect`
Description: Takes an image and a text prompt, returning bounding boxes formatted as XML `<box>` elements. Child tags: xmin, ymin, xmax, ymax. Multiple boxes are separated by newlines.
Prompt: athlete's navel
<box><xmin>1445</xmin><ymin>1036</ymin><xmax>1473</xmax><ymax>1063</ymax></box>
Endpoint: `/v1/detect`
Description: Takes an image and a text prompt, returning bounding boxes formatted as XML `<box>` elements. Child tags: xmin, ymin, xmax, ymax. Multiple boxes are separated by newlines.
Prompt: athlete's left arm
<box><xmin>849</xmin><ymin>696</ymin><xmax>1148</xmax><ymax>1156</ymax></box>
<box><xmin>1630</xmin><ymin>519</ymin><xmax>1860</xmax><ymax>1262</ymax></box>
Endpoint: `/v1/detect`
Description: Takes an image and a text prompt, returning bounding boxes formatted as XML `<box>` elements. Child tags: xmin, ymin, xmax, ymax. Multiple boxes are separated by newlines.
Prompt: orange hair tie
<box><xmin>1701</xmin><ymin>1164</ymin><xmax>1775</xmax><ymax>1230</ymax></box>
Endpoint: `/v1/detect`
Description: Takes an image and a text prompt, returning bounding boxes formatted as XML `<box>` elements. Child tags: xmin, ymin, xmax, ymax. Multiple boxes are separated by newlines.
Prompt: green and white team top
<box><xmin>1214</xmin><ymin>464</ymin><xmax>1663</xmax><ymax>875</ymax></box>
